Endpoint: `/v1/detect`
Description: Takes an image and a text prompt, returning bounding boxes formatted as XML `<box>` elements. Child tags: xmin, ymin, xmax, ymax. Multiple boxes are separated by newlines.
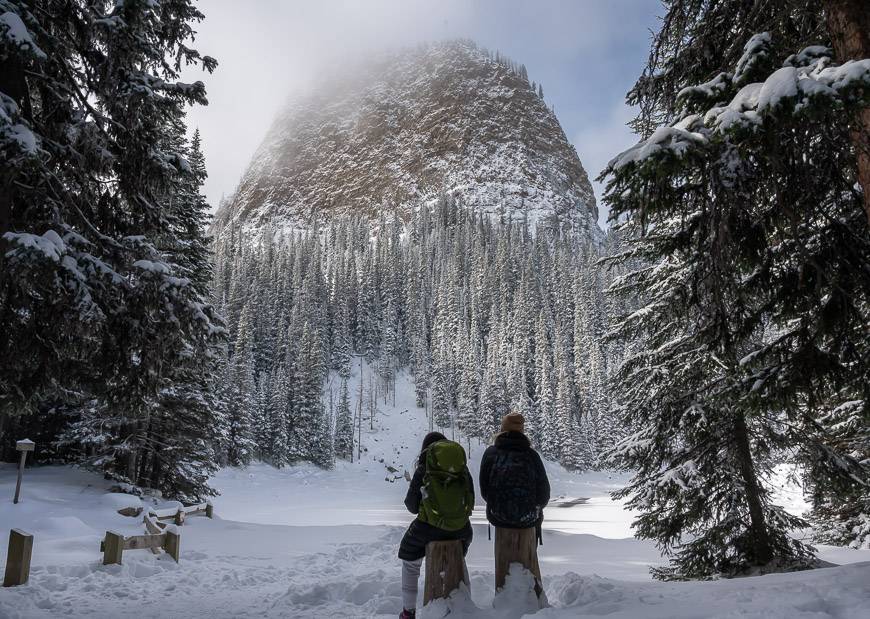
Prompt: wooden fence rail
<box><xmin>101</xmin><ymin>526</ymin><xmax>180</xmax><ymax>565</ymax></box>
<box><xmin>140</xmin><ymin>501</ymin><xmax>213</xmax><ymax>525</ymax></box>
<box><xmin>101</xmin><ymin>501</ymin><xmax>213</xmax><ymax>565</ymax></box>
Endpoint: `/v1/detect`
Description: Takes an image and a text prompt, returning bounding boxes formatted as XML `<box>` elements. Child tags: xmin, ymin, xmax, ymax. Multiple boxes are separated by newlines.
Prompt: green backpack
<box><xmin>418</xmin><ymin>440</ymin><xmax>474</xmax><ymax>531</ymax></box>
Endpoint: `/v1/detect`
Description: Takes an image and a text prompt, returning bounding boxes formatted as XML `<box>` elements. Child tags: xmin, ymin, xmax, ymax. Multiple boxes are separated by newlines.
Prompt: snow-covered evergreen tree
<box><xmin>602</xmin><ymin>1</ymin><xmax>870</xmax><ymax>576</ymax></box>
<box><xmin>334</xmin><ymin>379</ymin><xmax>354</xmax><ymax>461</ymax></box>
<box><xmin>268</xmin><ymin>365</ymin><xmax>292</xmax><ymax>466</ymax></box>
<box><xmin>224</xmin><ymin>304</ymin><xmax>257</xmax><ymax>467</ymax></box>
<box><xmin>0</xmin><ymin>0</ymin><xmax>223</xmax><ymax>498</ymax></box>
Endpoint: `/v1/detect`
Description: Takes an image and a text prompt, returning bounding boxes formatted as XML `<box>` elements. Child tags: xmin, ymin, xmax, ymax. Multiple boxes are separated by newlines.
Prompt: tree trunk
<box><xmin>824</xmin><ymin>0</ymin><xmax>870</xmax><ymax>227</ymax></box>
<box><xmin>0</xmin><ymin>413</ymin><xmax>8</xmax><ymax>451</ymax></box>
<box><xmin>139</xmin><ymin>418</ymin><xmax>157</xmax><ymax>489</ymax></box>
<box><xmin>733</xmin><ymin>411</ymin><xmax>774</xmax><ymax>566</ymax></box>
<box><xmin>0</xmin><ymin>55</ymin><xmax>30</xmax><ymax>281</ymax></box>
<box><xmin>151</xmin><ymin>446</ymin><xmax>163</xmax><ymax>494</ymax></box>
<box><xmin>0</xmin><ymin>178</ymin><xmax>11</xmax><ymax>264</ymax></box>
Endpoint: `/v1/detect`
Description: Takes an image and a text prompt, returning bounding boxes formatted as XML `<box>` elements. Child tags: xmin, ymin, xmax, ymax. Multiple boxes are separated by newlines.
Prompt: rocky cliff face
<box><xmin>214</xmin><ymin>40</ymin><xmax>598</xmax><ymax>235</ymax></box>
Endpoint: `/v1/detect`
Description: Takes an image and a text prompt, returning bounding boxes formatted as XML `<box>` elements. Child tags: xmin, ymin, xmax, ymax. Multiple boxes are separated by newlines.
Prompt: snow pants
<box><xmin>401</xmin><ymin>558</ymin><xmax>423</xmax><ymax>610</ymax></box>
<box><xmin>400</xmin><ymin>556</ymin><xmax>471</xmax><ymax>610</ymax></box>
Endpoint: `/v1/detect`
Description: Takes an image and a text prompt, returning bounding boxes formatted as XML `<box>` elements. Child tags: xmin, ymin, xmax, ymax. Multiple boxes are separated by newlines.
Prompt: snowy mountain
<box><xmin>213</xmin><ymin>40</ymin><xmax>599</xmax><ymax>235</ymax></box>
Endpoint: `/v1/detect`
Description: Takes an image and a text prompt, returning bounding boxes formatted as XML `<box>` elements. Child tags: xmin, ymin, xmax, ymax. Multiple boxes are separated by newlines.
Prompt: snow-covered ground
<box><xmin>2</xmin><ymin>368</ymin><xmax>869</xmax><ymax>618</ymax></box>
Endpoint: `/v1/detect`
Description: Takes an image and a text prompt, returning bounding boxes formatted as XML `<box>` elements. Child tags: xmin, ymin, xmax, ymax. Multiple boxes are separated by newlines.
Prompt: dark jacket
<box><xmin>479</xmin><ymin>431</ymin><xmax>550</xmax><ymax>528</ymax></box>
<box><xmin>403</xmin><ymin>461</ymin><xmax>427</xmax><ymax>514</ymax></box>
<box><xmin>398</xmin><ymin>455</ymin><xmax>474</xmax><ymax>561</ymax></box>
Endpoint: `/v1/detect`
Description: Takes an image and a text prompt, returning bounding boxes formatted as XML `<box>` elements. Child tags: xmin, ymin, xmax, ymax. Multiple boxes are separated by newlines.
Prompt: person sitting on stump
<box><xmin>398</xmin><ymin>431</ymin><xmax>475</xmax><ymax>619</ymax></box>
<box><xmin>479</xmin><ymin>412</ymin><xmax>551</xmax><ymax>597</ymax></box>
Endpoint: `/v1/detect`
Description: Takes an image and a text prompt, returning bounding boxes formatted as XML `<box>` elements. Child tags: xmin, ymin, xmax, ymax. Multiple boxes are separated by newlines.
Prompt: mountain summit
<box><xmin>214</xmin><ymin>40</ymin><xmax>598</xmax><ymax>233</ymax></box>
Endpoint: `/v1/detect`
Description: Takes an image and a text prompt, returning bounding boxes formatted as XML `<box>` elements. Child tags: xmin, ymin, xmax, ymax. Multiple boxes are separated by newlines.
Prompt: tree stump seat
<box><xmin>423</xmin><ymin>540</ymin><xmax>469</xmax><ymax>604</ymax></box>
<box><xmin>494</xmin><ymin>526</ymin><xmax>543</xmax><ymax>598</ymax></box>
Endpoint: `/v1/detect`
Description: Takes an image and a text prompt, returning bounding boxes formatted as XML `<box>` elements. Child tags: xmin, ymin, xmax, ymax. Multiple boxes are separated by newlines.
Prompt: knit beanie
<box><xmin>500</xmin><ymin>412</ymin><xmax>525</xmax><ymax>434</ymax></box>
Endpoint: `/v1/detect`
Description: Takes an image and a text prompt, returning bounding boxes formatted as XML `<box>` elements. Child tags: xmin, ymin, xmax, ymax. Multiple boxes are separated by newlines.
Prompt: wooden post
<box><xmin>163</xmin><ymin>529</ymin><xmax>180</xmax><ymax>563</ymax></box>
<box><xmin>423</xmin><ymin>540</ymin><xmax>468</xmax><ymax>605</ymax></box>
<box><xmin>12</xmin><ymin>439</ymin><xmax>34</xmax><ymax>505</ymax></box>
<box><xmin>174</xmin><ymin>508</ymin><xmax>185</xmax><ymax>526</ymax></box>
<box><xmin>494</xmin><ymin>527</ymin><xmax>543</xmax><ymax>598</ymax></box>
<box><xmin>102</xmin><ymin>531</ymin><xmax>124</xmax><ymax>566</ymax></box>
<box><xmin>205</xmin><ymin>502</ymin><xmax>214</xmax><ymax>519</ymax></box>
<box><xmin>3</xmin><ymin>529</ymin><xmax>33</xmax><ymax>587</ymax></box>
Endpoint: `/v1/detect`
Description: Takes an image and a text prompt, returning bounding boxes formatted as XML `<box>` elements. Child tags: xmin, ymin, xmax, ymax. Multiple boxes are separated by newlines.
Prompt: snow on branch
<box><xmin>609</xmin><ymin>115</ymin><xmax>708</xmax><ymax>171</ymax></box>
<box><xmin>4</xmin><ymin>230</ymin><xmax>67</xmax><ymax>262</ymax></box>
<box><xmin>734</xmin><ymin>32</ymin><xmax>771</xmax><ymax>84</ymax></box>
<box><xmin>704</xmin><ymin>40</ymin><xmax>870</xmax><ymax>131</ymax></box>
<box><xmin>0</xmin><ymin>10</ymin><xmax>46</xmax><ymax>59</ymax></box>
<box><xmin>1</xmin><ymin>93</ymin><xmax>39</xmax><ymax>157</ymax></box>
<box><xmin>609</xmin><ymin>37</ymin><xmax>870</xmax><ymax>176</ymax></box>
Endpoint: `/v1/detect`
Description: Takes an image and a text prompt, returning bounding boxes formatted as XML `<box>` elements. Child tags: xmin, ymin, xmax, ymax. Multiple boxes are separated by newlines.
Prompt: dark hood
<box><xmin>494</xmin><ymin>431</ymin><xmax>531</xmax><ymax>451</ymax></box>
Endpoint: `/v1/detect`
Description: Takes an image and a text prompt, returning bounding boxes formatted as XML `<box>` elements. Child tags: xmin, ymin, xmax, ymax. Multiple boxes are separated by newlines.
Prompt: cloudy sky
<box><xmin>183</xmin><ymin>0</ymin><xmax>660</xmax><ymax>227</ymax></box>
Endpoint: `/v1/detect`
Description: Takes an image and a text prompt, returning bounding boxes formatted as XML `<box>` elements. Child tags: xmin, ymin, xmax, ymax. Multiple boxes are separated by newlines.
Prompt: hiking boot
<box><xmin>399</xmin><ymin>609</ymin><xmax>416</xmax><ymax>619</ymax></box>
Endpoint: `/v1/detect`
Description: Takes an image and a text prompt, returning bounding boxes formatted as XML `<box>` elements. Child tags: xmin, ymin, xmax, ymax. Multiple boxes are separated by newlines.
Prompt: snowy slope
<box><xmin>211</xmin><ymin>365</ymin><xmax>643</xmax><ymax>541</ymax></box>
<box><xmin>213</xmin><ymin>40</ymin><xmax>599</xmax><ymax>236</ymax></box>
<box><xmin>2</xmin><ymin>365</ymin><xmax>869</xmax><ymax>618</ymax></box>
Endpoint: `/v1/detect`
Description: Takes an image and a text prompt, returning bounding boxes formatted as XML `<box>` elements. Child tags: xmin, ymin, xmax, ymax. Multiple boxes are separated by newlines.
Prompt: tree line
<box><xmin>209</xmin><ymin>200</ymin><xmax>626</xmax><ymax>472</ymax></box>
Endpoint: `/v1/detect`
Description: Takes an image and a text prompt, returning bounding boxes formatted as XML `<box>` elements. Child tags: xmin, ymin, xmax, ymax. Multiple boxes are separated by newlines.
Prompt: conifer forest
<box><xmin>1</xmin><ymin>1</ymin><xmax>869</xmax><ymax>616</ymax></box>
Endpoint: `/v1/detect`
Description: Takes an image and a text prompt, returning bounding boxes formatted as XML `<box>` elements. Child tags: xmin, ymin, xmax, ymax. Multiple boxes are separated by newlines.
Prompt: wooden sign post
<box><xmin>13</xmin><ymin>439</ymin><xmax>35</xmax><ymax>505</ymax></box>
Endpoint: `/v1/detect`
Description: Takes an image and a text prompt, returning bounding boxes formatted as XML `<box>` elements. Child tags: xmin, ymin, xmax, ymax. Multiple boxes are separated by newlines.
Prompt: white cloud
<box><xmin>183</xmin><ymin>0</ymin><xmax>475</xmax><ymax>209</ymax></box>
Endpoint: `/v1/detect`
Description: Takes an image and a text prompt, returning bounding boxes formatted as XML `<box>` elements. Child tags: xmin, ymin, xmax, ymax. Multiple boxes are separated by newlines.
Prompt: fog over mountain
<box><xmin>183</xmin><ymin>0</ymin><xmax>659</xmax><ymax>229</ymax></box>
<box><xmin>214</xmin><ymin>41</ymin><xmax>599</xmax><ymax>237</ymax></box>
